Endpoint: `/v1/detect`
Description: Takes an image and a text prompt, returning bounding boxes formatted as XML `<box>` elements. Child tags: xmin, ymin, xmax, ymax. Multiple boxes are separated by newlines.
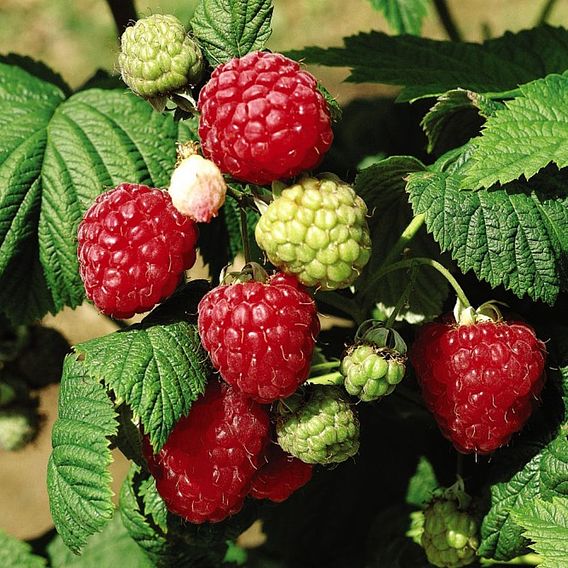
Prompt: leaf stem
<box><xmin>536</xmin><ymin>0</ymin><xmax>558</xmax><ymax>25</ymax></box>
<box><xmin>105</xmin><ymin>0</ymin><xmax>137</xmax><ymax>35</ymax></box>
<box><xmin>310</xmin><ymin>361</ymin><xmax>341</xmax><ymax>374</ymax></box>
<box><xmin>364</xmin><ymin>257</ymin><xmax>471</xmax><ymax>309</ymax></box>
<box><xmin>480</xmin><ymin>553</ymin><xmax>542</xmax><ymax>566</ymax></box>
<box><xmin>432</xmin><ymin>0</ymin><xmax>463</xmax><ymax>42</ymax></box>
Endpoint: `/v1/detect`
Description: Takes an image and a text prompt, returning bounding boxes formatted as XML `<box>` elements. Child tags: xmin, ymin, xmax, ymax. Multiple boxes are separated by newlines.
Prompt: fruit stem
<box><xmin>384</xmin><ymin>267</ymin><xmax>415</xmax><ymax>328</ymax></box>
<box><xmin>432</xmin><ymin>0</ymin><xmax>463</xmax><ymax>42</ymax></box>
<box><xmin>310</xmin><ymin>361</ymin><xmax>341</xmax><ymax>374</ymax></box>
<box><xmin>306</xmin><ymin>371</ymin><xmax>344</xmax><ymax>386</ymax></box>
<box><xmin>105</xmin><ymin>0</ymin><xmax>137</xmax><ymax>34</ymax></box>
<box><xmin>536</xmin><ymin>0</ymin><xmax>558</xmax><ymax>25</ymax></box>
<box><xmin>239</xmin><ymin>208</ymin><xmax>252</xmax><ymax>264</ymax></box>
<box><xmin>364</xmin><ymin>257</ymin><xmax>472</xmax><ymax>310</ymax></box>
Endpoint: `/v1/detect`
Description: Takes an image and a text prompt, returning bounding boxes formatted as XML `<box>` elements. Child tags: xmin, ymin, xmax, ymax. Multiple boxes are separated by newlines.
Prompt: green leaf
<box><xmin>76</xmin><ymin>307</ymin><xmax>209</xmax><ymax>451</ymax></box>
<box><xmin>479</xmin><ymin>432</ymin><xmax>568</xmax><ymax>560</ymax></box>
<box><xmin>512</xmin><ymin>497</ymin><xmax>568</xmax><ymax>567</ymax></box>
<box><xmin>421</xmin><ymin>89</ymin><xmax>504</xmax><ymax>153</ymax></box>
<box><xmin>47</xmin><ymin>513</ymin><xmax>153</xmax><ymax>568</ymax></box>
<box><xmin>406</xmin><ymin>456</ymin><xmax>438</xmax><ymax>508</ymax></box>
<box><xmin>139</xmin><ymin>476</ymin><xmax>168</xmax><ymax>533</ymax></box>
<box><xmin>461</xmin><ymin>74</ymin><xmax>568</xmax><ymax>189</ymax></box>
<box><xmin>192</xmin><ymin>0</ymin><xmax>274</xmax><ymax>66</ymax></box>
<box><xmin>286</xmin><ymin>25</ymin><xmax>568</xmax><ymax>101</ymax></box>
<box><xmin>356</xmin><ymin>157</ymin><xmax>449</xmax><ymax>321</ymax></box>
<box><xmin>47</xmin><ymin>355</ymin><xmax>118</xmax><ymax>554</ymax></box>
<box><xmin>0</xmin><ymin>529</ymin><xmax>46</xmax><ymax>568</ymax></box>
<box><xmin>406</xmin><ymin>165</ymin><xmax>568</xmax><ymax>304</ymax></box>
<box><xmin>119</xmin><ymin>465</ymin><xmax>170</xmax><ymax>563</ymax></box>
<box><xmin>368</xmin><ymin>0</ymin><xmax>430</xmax><ymax>36</ymax></box>
<box><xmin>0</xmin><ymin>61</ymin><xmax>181</xmax><ymax>324</ymax></box>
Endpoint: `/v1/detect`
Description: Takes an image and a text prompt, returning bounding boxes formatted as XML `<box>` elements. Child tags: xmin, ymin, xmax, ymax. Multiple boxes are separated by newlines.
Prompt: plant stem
<box><xmin>310</xmin><ymin>361</ymin><xmax>341</xmax><ymax>374</ymax></box>
<box><xmin>480</xmin><ymin>553</ymin><xmax>542</xmax><ymax>566</ymax></box>
<box><xmin>364</xmin><ymin>257</ymin><xmax>471</xmax><ymax>309</ymax></box>
<box><xmin>536</xmin><ymin>0</ymin><xmax>558</xmax><ymax>25</ymax></box>
<box><xmin>432</xmin><ymin>0</ymin><xmax>463</xmax><ymax>42</ymax></box>
<box><xmin>105</xmin><ymin>0</ymin><xmax>137</xmax><ymax>35</ymax></box>
<box><xmin>239</xmin><ymin>208</ymin><xmax>251</xmax><ymax>264</ymax></box>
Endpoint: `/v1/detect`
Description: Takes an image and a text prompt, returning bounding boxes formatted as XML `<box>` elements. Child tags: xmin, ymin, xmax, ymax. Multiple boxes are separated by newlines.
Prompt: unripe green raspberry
<box><xmin>0</xmin><ymin>407</ymin><xmax>39</xmax><ymax>451</ymax></box>
<box><xmin>118</xmin><ymin>14</ymin><xmax>204</xmax><ymax>99</ymax></box>
<box><xmin>422</xmin><ymin>499</ymin><xmax>479</xmax><ymax>567</ymax></box>
<box><xmin>255</xmin><ymin>176</ymin><xmax>372</xmax><ymax>290</ymax></box>
<box><xmin>276</xmin><ymin>386</ymin><xmax>360</xmax><ymax>465</ymax></box>
<box><xmin>341</xmin><ymin>342</ymin><xmax>406</xmax><ymax>402</ymax></box>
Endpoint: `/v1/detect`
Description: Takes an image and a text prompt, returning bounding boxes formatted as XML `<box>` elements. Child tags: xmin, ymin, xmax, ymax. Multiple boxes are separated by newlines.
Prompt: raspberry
<box><xmin>118</xmin><ymin>14</ymin><xmax>204</xmax><ymax>99</ymax></box>
<box><xmin>197</xmin><ymin>272</ymin><xmax>320</xmax><ymax>403</ymax></box>
<box><xmin>276</xmin><ymin>386</ymin><xmax>360</xmax><ymax>465</ymax></box>
<box><xmin>197</xmin><ymin>51</ymin><xmax>333</xmax><ymax>185</ymax></box>
<box><xmin>255</xmin><ymin>176</ymin><xmax>372</xmax><ymax>290</ymax></box>
<box><xmin>341</xmin><ymin>343</ymin><xmax>406</xmax><ymax>402</ymax></box>
<box><xmin>143</xmin><ymin>380</ymin><xmax>270</xmax><ymax>524</ymax></box>
<box><xmin>169</xmin><ymin>147</ymin><xmax>227</xmax><ymax>223</ymax></box>
<box><xmin>250</xmin><ymin>444</ymin><xmax>313</xmax><ymax>503</ymax></box>
<box><xmin>422</xmin><ymin>497</ymin><xmax>479</xmax><ymax>567</ymax></box>
<box><xmin>410</xmin><ymin>308</ymin><xmax>547</xmax><ymax>454</ymax></box>
<box><xmin>77</xmin><ymin>183</ymin><xmax>198</xmax><ymax>319</ymax></box>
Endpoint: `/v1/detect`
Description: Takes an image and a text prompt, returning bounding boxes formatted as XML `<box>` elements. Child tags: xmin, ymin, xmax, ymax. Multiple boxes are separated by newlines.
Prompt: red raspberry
<box><xmin>143</xmin><ymin>380</ymin><xmax>270</xmax><ymax>524</ymax></box>
<box><xmin>410</xmin><ymin>315</ymin><xmax>547</xmax><ymax>454</ymax></box>
<box><xmin>197</xmin><ymin>273</ymin><xmax>320</xmax><ymax>403</ymax></box>
<box><xmin>77</xmin><ymin>183</ymin><xmax>198</xmax><ymax>319</ymax></box>
<box><xmin>197</xmin><ymin>51</ymin><xmax>333</xmax><ymax>185</ymax></box>
<box><xmin>250</xmin><ymin>444</ymin><xmax>313</xmax><ymax>503</ymax></box>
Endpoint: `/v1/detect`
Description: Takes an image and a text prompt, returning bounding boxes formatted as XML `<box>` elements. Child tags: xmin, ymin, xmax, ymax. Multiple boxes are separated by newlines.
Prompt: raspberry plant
<box><xmin>0</xmin><ymin>0</ymin><xmax>567</xmax><ymax>566</ymax></box>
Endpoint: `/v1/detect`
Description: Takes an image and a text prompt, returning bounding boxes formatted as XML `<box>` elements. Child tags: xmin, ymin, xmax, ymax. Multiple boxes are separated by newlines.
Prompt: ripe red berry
<box><xmin>250</xmin><ymin>444</ymin><xmax>313</xmax><ymax>503</ymax></box>
<box><xmin>143</xmin><ymin>380</ymin><xmax>270</xmax><ymax>524</ymax></box>
<box><xmin>410</xmin><ymin>315</ymin><xmax>547</xmax><ymax>454</ymax></box>
<box><xmin>197</xmin><ymin>51</ymin><xmax>333</xmax><ymax>185</ymax></box>
<box><xmin>77</xmin><ymin>183</ymin><xmax>198</xmax><ymax>319</ymax></box>
<box><xmin>197</xmin><ymin>273</ymin><xmax>320</xmax><ymax>404</ymax></box>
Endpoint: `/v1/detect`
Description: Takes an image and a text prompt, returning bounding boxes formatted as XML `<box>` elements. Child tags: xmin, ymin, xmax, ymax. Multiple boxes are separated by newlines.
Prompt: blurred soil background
<box><xmin>0</xmin><ymin>0</ymin><xmax>567</xmax><ymax>545</ymax></box>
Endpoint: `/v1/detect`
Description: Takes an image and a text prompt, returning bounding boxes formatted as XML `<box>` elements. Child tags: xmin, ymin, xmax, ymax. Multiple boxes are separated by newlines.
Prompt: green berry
<box><xmin>341</xmin><ymin>342</ymin><xmax>406</xmax><ymax>402</ymax></box>
<box><xmin>118</xmin><ymin>14</ymin><xmax>204</xmax><ymax>99</ymax></box>
<box><xmin>421</xmin><ymin>499</ymin><xmax>479</xmax><ymax>568</ymax></box>
<box><xmin>276</xmin><ymin>386</ymin><xmax>360</xmax><ymax>465</ymax></box>
<box><xmin>0</xmin><ymin>407</ymin><xmax>39</xmax><ymax>451</ymax></box>
<box><xmin>255</xmin><ymin>176</ymin><xmax>372</xmax><ymax>290</ymax></box>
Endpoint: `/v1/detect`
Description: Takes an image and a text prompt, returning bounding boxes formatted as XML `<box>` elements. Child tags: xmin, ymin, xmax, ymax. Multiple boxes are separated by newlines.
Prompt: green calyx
<box><xmin>341</xmin><ymin>342</ymin><xmax>406</xmax><ymax>402</ymax></box>
<box><xmin>276</xmin><ymin>386</ymin><xmax>360</xmax><ymax>465</ymax></box>
<box><xmin>0</xmin><ymin>406</ymin><xmax>39</xmax><ymax>451</ymax></box>
<box><xmin>118</xmin><ymin>14</ymin><xmax>204</xmax><ymax>100</ymax></box>
<box><xmin>421</xmin><ymin>482</ymin><xmax>479</xmax><ymax>568</ymax></box>
<box><xmin>255</xmin><ymin>176</ymin><xmax>372</xmax><ymax>291</ymax></box>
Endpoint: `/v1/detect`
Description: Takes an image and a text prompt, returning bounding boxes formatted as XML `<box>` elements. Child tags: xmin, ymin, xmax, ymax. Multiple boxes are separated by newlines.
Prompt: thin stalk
<box><xmin>385</xmin><ymin>267</ymin><xmax>415</xmax><ymax>328</ymax></box>
<box><xmin>316</xmin><ymin>291</ymin><xmax>366</xmax><ymax>325</ymax></box>
<box><xmin>480</xmin><ymin>553</ymin><xmax>541</xmax><ymax>566</ymax></box>
<box><xmin>239</xmin><ymin>208</ymin><xmax>251</xmax><ymax>264</ymax></box>
<box><xmin>536</xmin><ymin>0</ymin><xmax>558</xmax><ymax>25</ymax></box>
<box><xmin>381</xmin><ymin>213</ymin><xmax>425</xmax><ymax>270</ymax></box>
<box><xmin>363</xmin><ymin>257</ymin><xmax>471</xmax><ymax>309</ymax></box>
<box><xmin>432</xmin><ymin>0</ymin><xmax>463</xmax><ymax>42</ymax></box>
<box><xmin>105</xmin><ymin>0</ymin><xmax>137</xmax><ymax>35</ymax></box>
<box><xmin>306</xmin><ymin>371</ymin><xmax>344</xmax><ymax>386</ymax></box>
<box><xmin>310</xmin><ymin>361</ymin><xmax>341</xmax><ymax>374</ymax></box>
